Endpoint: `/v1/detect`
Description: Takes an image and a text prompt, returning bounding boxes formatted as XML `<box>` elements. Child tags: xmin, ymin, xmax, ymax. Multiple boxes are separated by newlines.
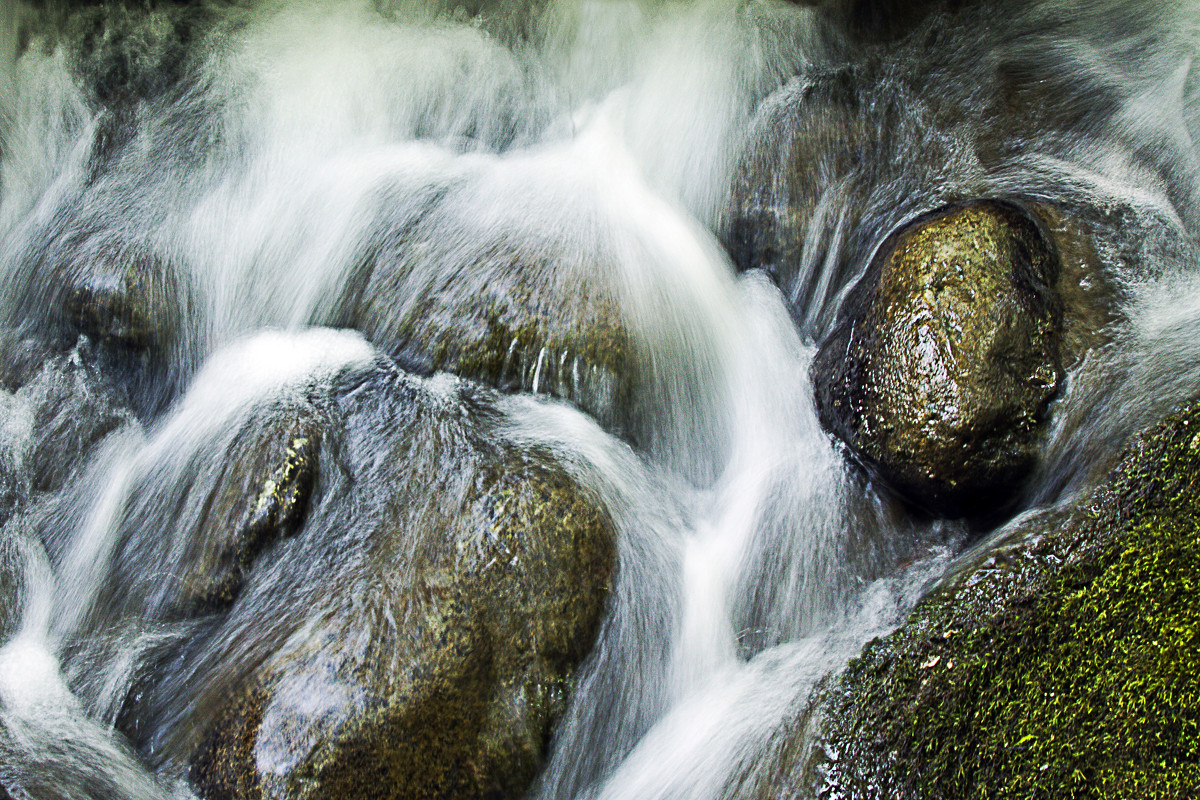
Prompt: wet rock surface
<box><xmin>783</xmin><ymin>395</ymin><xmax>1200</xmax><ymax>799</ymax></box>
<box><xmin>811</xmin><ymin>200</ymin><xmax>1062</xmax><ymax>518</ymax></box>
<box><xmin>0</xmin><ymin>528</ymin><xmax>24</xmax><ymax>645</ymax></box>
<box><xmin>22</xmin><ymin>348</ymin><xmax>134</xmax><ymax>497</ymax></box>
<box><xmin>93</xmin><ymin>398</ymin><xmax>325</xmax><ymax>625</ymax></box>
<box><xmin>724</xmin><ymin>71</ymin><xmax>887</xmax><ymax>333</ymax></box>
<box><xmin>346</xmin><ymin>224</ymin><xmax>637</xmax><ymax>440</ymax></box>
<box><xmin>90</xmin><ymin>359</ymin><xmax>617</xmax><ymax>800</ymax></box>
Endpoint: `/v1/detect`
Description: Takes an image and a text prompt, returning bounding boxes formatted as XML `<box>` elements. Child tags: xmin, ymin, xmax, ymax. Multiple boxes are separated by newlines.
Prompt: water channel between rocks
<box><xmin>1</xmin><ymin>0</ymin><xmax>1200</xmax><ymax>798</ymax></box>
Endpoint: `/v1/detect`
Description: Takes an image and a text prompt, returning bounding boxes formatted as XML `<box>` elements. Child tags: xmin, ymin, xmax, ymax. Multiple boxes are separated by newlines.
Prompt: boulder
<box><xmin>789</xmin><ymin>395</ymin><xmax>1200</xmax><ymax>799</ymax></box>
<box><xmin>21</xmin><ymin>347</ymin><xmax>133</xmax><ymax>496</ymax></box>
<box><xmin>95</xmin><ymin>358</ymin><xmax>617</xmax><ymax>800</ymax></box>
<box><xmin>724</xmin><ymin>72</ymin><xmax>882</xmax><ymax>335</ymax></box>
<box><xmin>346</xmin><ymin>232</ymin><xmax>636</xmax><ymax>440</ymax></box>
<box><xmin>54</xmin><ymin>244</ymin><xmax>182</xmax><ymax>355</ymax></box>
<box><xmin>811</xmin><ymin>200</ymin><xmax>1062</xmax><ymax>518</ymax></box>
<box><xmin>93</xmin><ymin>397</ymin><xmax>324</xmax><ymax>624</ymax></box>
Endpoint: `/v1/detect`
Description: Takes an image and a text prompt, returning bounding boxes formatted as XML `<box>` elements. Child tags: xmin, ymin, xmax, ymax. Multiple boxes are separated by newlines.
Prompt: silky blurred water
<box><xmin>1</xmin><ymin>1</ymin><xmax>1200</xmax><ymax>798</ymax></box>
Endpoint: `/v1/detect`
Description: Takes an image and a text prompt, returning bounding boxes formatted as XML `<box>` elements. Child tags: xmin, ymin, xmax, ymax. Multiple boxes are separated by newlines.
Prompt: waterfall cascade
<box><xmin>2</xmin><ymin>0</ymin><xmax>1200</xmax><ymax>798</ymax></box>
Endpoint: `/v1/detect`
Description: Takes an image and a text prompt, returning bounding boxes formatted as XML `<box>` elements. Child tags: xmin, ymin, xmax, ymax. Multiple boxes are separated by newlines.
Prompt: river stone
<box><xmin>811</xmin><ymin>200</ymin><xmax>1062</xmax><ymax>518</ymax></box>
<box><xmin>350</xmin><ymin>239</ymin><xmax>634</xmax><ymax>438</ymax></box>
<box><xmin>724</xmin><ymin>71</ymin><xmax>877</xmax><ymax>332</ymax></box>
<box><xmin>93</xmin><ymin>397</ymin><xmax>325</xmax><ymax>626</ymax></box>
<box><xmin>0</xmin><ymin>330</ymin><xmax>52</xmax><ymax>394</ymax></box>
<box><xmin>56</xmin><ymin>244</ymin><xmax>183</xmax><ymax>355</ymax></box>
<box><xmin>773</xmin><ymin>395</ymin><xmax>1200</xmax><ymax>799</ymax></box>
<box><xmin>337</xmin><ymin>185</ymin><xmax>643</xmax><ymax>448</ymax></box>
<box><xmin>790</xmin><ymin>0</ymin><xmax>948</xmax><ymax>41</ymax></box>
<box><xmin>101</xmin><ymin>360</ymin><xmax>616</xmax><ymax>800</ymax></box>
<box><xmin>22</xmin><ymin>347</ymin><xmax>132</xmax><ymax>496</ymax></box>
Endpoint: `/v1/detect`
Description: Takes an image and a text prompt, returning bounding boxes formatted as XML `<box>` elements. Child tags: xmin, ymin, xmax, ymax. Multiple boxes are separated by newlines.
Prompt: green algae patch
<box><xmin>813</xmin><ymin>399</ymin><xmax>1200</xmax><ymax>800</ymax></box>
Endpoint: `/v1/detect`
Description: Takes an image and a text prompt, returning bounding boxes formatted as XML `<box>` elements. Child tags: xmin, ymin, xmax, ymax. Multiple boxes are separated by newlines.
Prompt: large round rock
<box><xmin>84</xmin><ymin>342</ymin><xmax>618</xmax><ymax>800</ymax></box>
<box><xmin>812</xmin><ymin>200</ymin><xmax>1062</xmax><ymax>517</ymax></box>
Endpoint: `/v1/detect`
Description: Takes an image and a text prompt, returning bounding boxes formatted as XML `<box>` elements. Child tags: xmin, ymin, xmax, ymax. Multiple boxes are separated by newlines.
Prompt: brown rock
<box><xmin>812</xmin><ymin>200</ymin><xmax>1062</xmax><ymax>518</ymax></box>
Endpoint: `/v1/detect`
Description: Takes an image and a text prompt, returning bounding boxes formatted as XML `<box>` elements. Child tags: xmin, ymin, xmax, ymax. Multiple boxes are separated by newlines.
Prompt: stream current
<box><xmin>1</xmin><ymin>0</ymin><xmax>1200</xmax><ymax>797</ymax></box>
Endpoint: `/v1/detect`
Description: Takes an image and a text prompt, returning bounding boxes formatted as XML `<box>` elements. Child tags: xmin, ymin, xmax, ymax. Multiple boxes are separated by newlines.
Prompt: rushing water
<box><xmin>2</xmin><ymin>0</ymin><xmax>1200</xmax><ymax>797</ymax></box>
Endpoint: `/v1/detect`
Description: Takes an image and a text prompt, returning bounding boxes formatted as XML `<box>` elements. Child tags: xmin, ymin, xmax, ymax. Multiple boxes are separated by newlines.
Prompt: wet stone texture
<box><xmin>95</xmin><ymin>362</ymin><xmax>617</xmax><ymax>800</ymax></box>
<box><xmin>94</xmin><ymin>397</ymin><xmax>326</xmax><ymax>626</ymax></box>
<box><xmin>341</xmin><ymin>205</ymin><xmax>639</xmax><ymax>444</ymax></box>
<box><xmin>811</xmin><ymin>200</ymin><xmax>1062</xmax><ymax>518</ymax></box>
<box><xmin>779</xmin><ymin>396</ymin><xmax>1200</xmax><ymax>800</ymax></box>
<box><xmin>0</xmin><ymin>528</ymin><xmax>24</xmax><ymax>645</ymax></box>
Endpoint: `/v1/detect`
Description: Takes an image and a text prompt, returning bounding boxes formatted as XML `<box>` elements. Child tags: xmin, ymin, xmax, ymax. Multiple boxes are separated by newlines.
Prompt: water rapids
<box><xmin>1</xmin><ymin>0</ymin><xmax>1199</xmax><ymax>797</ymax></box>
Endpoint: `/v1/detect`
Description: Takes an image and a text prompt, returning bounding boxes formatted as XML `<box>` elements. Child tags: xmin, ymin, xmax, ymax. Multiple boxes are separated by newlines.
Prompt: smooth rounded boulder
<box><xmin>811</xmin><ymin>200</ymin><xmax>1062</xmax><ymax>518</ymax></box>
<box><xmin>77</xmin><ymin>340</ymin><xmax>618</xmax><ymax>800</ymax></box>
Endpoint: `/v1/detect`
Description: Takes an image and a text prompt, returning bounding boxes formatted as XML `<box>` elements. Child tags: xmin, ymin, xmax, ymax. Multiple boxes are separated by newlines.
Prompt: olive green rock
<box><xmin>346</xmin><ymin>231</ymin><xmax>636</xmax><ymax>441</ymax></box>
<box><xmin>182</xmin><ymin>371</ymin><xmax>616</xmax><ymax>800</ymax></box>
<box><xmin>96</xmin><ymin>363</ymin><xmax>617</xmax><ymax>800</ymax></box>
<box><xmin>811</xmin><ymin>200</ymin><xmax>1062</xmax><ymax>518</ymax></box>
<box><xmin>790</xmin><ymin>396</ymin><xmax>1200</xmax><ymax>800</ymax></box>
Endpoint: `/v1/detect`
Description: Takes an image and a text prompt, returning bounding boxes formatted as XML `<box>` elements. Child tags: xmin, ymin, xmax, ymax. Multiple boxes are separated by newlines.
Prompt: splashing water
<box><xmin>2</xmin><ymin>0</ymin><xmax>1200</xmax><ymax>797</ymax></box>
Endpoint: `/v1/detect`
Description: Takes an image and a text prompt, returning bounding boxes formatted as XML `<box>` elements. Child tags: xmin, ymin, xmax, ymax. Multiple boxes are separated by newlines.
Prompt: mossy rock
<box><xmin>811</xmin><ymin>200</ymin><xmax>1062</xmax><ymax>518</ymax></box>
<box><xmin>97</xmin><ymin>361</ymin><xmax>616</xmax><ymax>800</ymax></box>
<box><xmin>792</xmin><ymin>396</ymin><xmax>1200</xmax><ymax>800</ymax></box>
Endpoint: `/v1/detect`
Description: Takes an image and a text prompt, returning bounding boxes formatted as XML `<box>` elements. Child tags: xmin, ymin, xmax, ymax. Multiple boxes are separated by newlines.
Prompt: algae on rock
<box><xmin>796</xmin><ymin>397</ymin><xmax>1200</xmax><ymax>800</ymax></box>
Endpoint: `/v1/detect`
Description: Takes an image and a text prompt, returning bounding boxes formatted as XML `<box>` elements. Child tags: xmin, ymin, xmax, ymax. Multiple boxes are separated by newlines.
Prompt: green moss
<box><xmin>815</xmin><ymin>400</ymin><xmax>1200</xmax><ymax>800</ymax></box>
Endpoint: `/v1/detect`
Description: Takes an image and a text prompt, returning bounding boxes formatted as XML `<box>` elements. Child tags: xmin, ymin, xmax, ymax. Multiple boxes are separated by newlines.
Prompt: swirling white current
<box><xmin>1</xmin><ymin>1</ymin><xmax>1199</xmax><ymax>798</ymax></box>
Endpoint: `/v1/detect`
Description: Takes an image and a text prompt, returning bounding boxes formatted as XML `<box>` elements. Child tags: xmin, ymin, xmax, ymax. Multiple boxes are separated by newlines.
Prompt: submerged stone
<box><xmin>811</xmin><ymin>200</ymin><xmax>1062</xmax><ymax>518</ymax></box>
<box><xmin>97</xmin><ymin>398</ymin><xmax>324</xmax><ymax>624</ymax></box>
<box><xmin>782</xmin><ymin>396</ymin><xmax>1200</xmax><ymax>799</ymax></box>
<box><xmin>93</xmin><ymin>355</ymin><xmax>616</xmax><ymax>800</ymax></box>
<box><xmin>57</xmin><ymin>245</ymin><xmax>182</xmax><ymax>354</ymax></box>
<box><xmin>349</xmin><ymin>238</ymin><xmax>636</xmax><ymax>438</ymax></box>
<box><xmin>22</xmin><ymin>348</ymin><xmax>133</xmax><ymax>496</ymax></box>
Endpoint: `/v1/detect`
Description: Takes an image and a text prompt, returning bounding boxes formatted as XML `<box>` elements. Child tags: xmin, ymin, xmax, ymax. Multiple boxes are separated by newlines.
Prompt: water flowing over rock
<box><xmin>340</xmin><ymin>193</ymin><xmax>638</xmax><ymax>442</ymax></box>
<box><xmin>811</xmin><ymin>200</ymin><xmax>1063</xmax><ymax>518</ymax></box>
<box><xmin>61</xmin><ymin>341</ymin><xmax>617</xmax><ymax>800</ymax></box>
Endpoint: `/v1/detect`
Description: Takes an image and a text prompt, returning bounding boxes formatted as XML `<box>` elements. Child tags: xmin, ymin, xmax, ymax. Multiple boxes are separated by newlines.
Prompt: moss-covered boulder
<box><xmin>98</xmin><ymin>357</ymin><xmax>616</xmax><ymax>800</ymax></box>
<box><xmin>811</xmin><ymin>200</ymin><xmax>1062</xmax><ymax>518</ymax></box>
<box><xmin>796</xmin><ymin>396</ymin><xmax>1200</xmax><ymax>799</ymax></box>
